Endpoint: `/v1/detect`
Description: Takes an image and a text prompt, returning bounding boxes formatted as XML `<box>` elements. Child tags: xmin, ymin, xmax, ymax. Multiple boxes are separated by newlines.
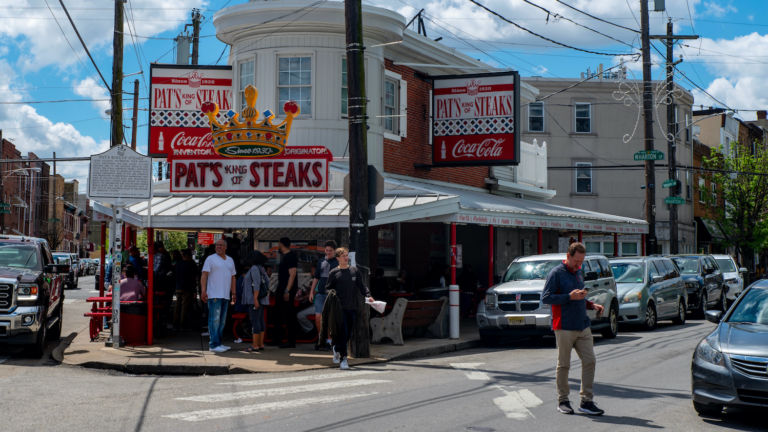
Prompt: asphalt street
<box><xmin>0</xmin><ymin>276</ymin><xmax>765</xmax><ymax>431</ymax></box>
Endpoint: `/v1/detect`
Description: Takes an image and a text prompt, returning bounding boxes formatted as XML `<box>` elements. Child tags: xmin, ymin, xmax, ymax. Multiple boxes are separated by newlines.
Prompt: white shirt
<box><xmin>202</xmin><ymin>254</ymin><xmax>236</xmax><ymax>299</ymax></box>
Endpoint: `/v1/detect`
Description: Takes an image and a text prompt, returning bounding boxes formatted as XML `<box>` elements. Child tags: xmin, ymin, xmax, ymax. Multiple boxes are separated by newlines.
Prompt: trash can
<box><xmin>120</xmin><ymin>302</ymin><xmax>147</xmax><ymax>345</ymax></box>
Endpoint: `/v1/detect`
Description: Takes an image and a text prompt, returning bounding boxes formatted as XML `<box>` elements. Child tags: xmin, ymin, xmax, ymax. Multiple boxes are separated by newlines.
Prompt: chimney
<box><xmin>758</xmin><ymin>110</ymin><xmax>767</xmax><ymax>120</ymax></box>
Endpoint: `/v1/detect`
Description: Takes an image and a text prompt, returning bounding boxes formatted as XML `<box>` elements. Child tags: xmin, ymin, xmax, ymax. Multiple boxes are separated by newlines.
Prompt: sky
<box><xmin>0</xmin><ymin>0</ymin><xmax>766</xmax><ymax>188</ymax></box>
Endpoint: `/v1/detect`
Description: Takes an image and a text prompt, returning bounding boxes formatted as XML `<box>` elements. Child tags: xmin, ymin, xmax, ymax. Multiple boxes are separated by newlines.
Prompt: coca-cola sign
<box><xmin>432</xmin><ymin>72</ymin><xmax>519</xmax><ymax>166</ymax></box>
<box><xmin>148</xmin><ymin>64</ymin><xmax>233</xmax><ymax>157</ymax></box>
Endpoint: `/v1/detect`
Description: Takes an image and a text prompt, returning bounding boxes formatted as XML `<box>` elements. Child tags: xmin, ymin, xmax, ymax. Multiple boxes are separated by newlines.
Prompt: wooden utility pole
<box><xmin>131</xmin><ymin>79</ymin><xmax>139</xmax><ymax>150</ymax></box>
<box><xmin>111</xmin><ymin>0</ymin><xmax>124</xmax><ymax>147</ymax></box>
<box><xmin>651</xmin><ymin>20</ymin><xmax>698</xmax><ymax>254</ymax></box>
<box><xmin>640</xmin><ymin>0</ymin><xmax>657</xmax><ymax>254</ymax></box>
<box><xmin>191</xmin><ymin>9</ymin><xmax>202</xmax><ymax>65</ymax></box>
<box><xmin>345</xmin><ymin>0</ymin><xmax>370</xmax><ymax>358</ymax></box>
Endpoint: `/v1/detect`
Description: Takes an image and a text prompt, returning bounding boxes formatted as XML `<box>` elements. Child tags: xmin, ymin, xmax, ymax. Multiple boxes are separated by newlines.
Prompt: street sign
<box><xmin>634</xmin><ymin>150</ymin><xmax>664</xmax><ymax>161</ymax></box>
<box><xmin>88</xmin><ymin>145</ymin><xmax>152</xmax><ymax>203</ymax></box>
<box><xmin>665</xmin><ymin>196</ymin><xmax>685</xmax><ymax>205</ymax></box>
<box><xmin>0</xmin><ymin>202</ymin><xmax>10</xmax><ymax>208</ymax></box>
<box><xmin>662</xmin><ymin>179</ymin><xmax>679</xmax><ymax>188</ymax></box>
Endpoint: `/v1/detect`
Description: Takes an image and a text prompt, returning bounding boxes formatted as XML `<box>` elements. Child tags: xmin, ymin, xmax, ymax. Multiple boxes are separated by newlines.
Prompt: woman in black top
<box><xmin>326</xmin><ymin>247</ymin><xmax>372</xmax><ymax>369</ymax></box>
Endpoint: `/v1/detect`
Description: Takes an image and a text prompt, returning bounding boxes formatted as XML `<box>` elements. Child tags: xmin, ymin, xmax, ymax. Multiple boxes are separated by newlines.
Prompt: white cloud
<box><xmin>701</xmin><ymin>1</ymin><xmax>737</xmax><ymax>18</ymax></box>
<box><xmin>72</xmin><ymin>77</ymin><xmax>111</xmax><ymax>115</ymax></box>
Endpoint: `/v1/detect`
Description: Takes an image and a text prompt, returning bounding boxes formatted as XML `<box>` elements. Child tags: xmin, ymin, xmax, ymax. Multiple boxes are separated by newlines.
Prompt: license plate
<box><xmin>507</xmin><ymin>316</ymin><xmax>525</xmax><ymax>325</ymax></box>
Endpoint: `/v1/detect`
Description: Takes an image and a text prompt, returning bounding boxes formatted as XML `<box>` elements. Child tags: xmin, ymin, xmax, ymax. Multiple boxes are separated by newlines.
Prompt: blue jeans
<box><xmin>207</xmin><ymin>298</ymin><xmax>229</xmax><ymax>349</ymax></box>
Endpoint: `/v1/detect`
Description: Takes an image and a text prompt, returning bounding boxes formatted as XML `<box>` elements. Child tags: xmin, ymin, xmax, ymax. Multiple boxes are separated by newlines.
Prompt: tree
<box><xmin>701</xmin><ymin>141</ymin><xmax>768</xmax><ymax>273</ymax></box>
<box><xmin>136</xmin><ymin>230</ymin><xmax>190</xmax><ymax>253</ymax></box>
<box><xmin>43</xmin><ymin>218</ymin><xmax>64</xmax><ymax>251</ymax></box>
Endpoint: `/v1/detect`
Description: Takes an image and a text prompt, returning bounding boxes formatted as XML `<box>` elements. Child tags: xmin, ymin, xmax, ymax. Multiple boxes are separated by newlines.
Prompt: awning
<box><xmin>697</xmin><ymin>217</ymin><xmax>725</xmax><ymax>240</ymax></box>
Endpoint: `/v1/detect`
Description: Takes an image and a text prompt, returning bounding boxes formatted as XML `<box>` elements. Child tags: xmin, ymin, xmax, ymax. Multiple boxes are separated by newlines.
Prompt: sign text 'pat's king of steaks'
<box><xmin>431</xmin><ymin>71</ymin><xmax>520</xmax><ymax>167</ymax></box>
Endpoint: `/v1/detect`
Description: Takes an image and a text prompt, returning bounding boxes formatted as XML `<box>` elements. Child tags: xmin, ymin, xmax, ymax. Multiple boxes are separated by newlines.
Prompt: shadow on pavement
<box><xmin>700</xmin><ymin>406</ymin><xmax>767</xmax><ymax>431</ymax></box>
<box><xmin>586</xmin><ymin>414</ymin><xmax>663</xmax><ymax>429</ymax></box>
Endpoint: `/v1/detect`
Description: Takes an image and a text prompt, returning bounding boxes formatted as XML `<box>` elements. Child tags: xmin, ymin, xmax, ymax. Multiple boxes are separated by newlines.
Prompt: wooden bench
<box><xmin>370</xmin><ymin>297</ymin><xmax>448</xmax><ymax>345</ymax></box>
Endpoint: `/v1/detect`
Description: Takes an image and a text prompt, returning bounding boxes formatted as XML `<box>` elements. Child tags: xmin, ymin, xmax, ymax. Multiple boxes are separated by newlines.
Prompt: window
<box><xmin>711</xmin><ymin>183</ymin><xmax>717</xmax><ymax>204</ymax></box>
<box><xmin>575</xmin><ymin>103</ymin><xmax>591</xmax><ymax>133</ymax></box>
<box><xmin>384</xmin><ymin>78</ymin><xmax>398</xmax><ymax>133</ymax></box>
<box><xmin>278</xmin><ymin>56</ymin><xmax>311</xmax><ymax>115</ymax></box>
<box><xmin>698</xmin><ymin>178</ymin><xmax>706</xmax><ymax>202</ymax></box>
<box><xmin>621</xmin><ymin>242</ymin><xmax>638</xmax><ymax>256</ymax></box>
<box><xmin>602</xmin><ymin>241</ymin><xmax>614</xmax><ymax>256</ymax></box>
<box><xmin>575</xmin><ymin>162</ymin><xmax>592</xmax><ymax>193</ymax></box>
<box><xmin>238</xmin><ymin>60</ymin><xmax>254</xmax><ymax>110</ymax></box>
<box><xmin>585</xmin><ymin>241</ymin><xmax>601</xmax><ymax>253</ymax></box>
<box><xmin>528</xmin><ymin>102</ymin><xmax>544</xmax><ymax>132</ymax></box>
<box><xmin>686</xmin><ymin>171</ymin><xmax>692</xmax><ymax>200</ymax></box>
<box><xmin>341</xmin><ymin>57</ymin><xmax>348</xmax><ymax>116</ymax></box>
<box><xmin>597</xmin><ymin>259</ymin><xmax>613</xmax><ymax>278</ymax></box>
<box><xmin>685</xmin><ymin>112</ymin><xmax>691</xmax><ymax>145</ymax></box>
<box><xmin>648</xmin><ymin>261</ymin><xmax>661</xmax><ymax>280</ymax></box>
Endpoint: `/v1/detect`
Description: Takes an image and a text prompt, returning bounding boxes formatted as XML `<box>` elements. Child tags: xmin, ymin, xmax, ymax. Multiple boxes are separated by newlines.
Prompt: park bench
<box><xmin>370</xmin><ymin>296</ymin><xmax>448</xmax><ymax>345</ymax></box>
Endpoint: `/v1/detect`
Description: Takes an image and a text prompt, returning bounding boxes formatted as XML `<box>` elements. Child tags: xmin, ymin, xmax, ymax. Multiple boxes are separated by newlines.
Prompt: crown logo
<box><xmin>200</xmin><ymin>85</ymin><xmax>300</xmax><ymax>158</ymax></box>
<box><xmin>466</xmin><ymin>79</ymin><xmax>480</xmax><ymax>96</ymax></box>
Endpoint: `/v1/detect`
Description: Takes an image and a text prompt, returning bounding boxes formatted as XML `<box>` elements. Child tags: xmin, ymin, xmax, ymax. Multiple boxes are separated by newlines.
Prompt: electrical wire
<box><xmin>42</xmin><ymin>0</ymin><xmax>88</xmax><ymax>72</ymax></box>
<box><xmin>555</xmin><ymin>0</ymin><xmax>640</xmax><ymax>33</ymax></box>
<box><xmin>466</xmin><ymin>0</ymin><xmax>637</xmax><ymax>57</ymax></box>
<box><xmin>535</xmin><ymin>62</ymin><xmax>631</xmax><ymax>101</ymax></box>
<box><xmin>684</xmin><ymin>0</ymin><xmax>695</xmax><ymax>33</ymax></box>
<box><xmin>56</xmin><ymin>0</ymin><xmax>111</xmax><ymax>94</ymax></box>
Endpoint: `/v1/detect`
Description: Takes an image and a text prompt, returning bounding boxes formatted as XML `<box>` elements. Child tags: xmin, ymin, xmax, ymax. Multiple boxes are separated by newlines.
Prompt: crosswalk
<box><xmin>164</xmin><ymin>370</ymin><xmax>388</xmax><ymax>423</ymax></box>
<box><xmin>450</xmin><ymin>362</ymin><xmax>543</xmax><ymax>420</ymax></box>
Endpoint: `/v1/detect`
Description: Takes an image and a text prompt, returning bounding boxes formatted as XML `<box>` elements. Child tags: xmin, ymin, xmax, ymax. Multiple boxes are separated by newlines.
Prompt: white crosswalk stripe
<box><xmin>179</xmin><ymin>378</ymin><xmax>388</xmax><ymax>403</ymax></box>
<box><xmin>218</xmin><ymin>370</ymin><xmax>384</xmax><ymax>387</ymax></box>
<box><xmin>451</xmin><ymin>362</ymin><xmax>542</xmax><ymax>420</ymax></box>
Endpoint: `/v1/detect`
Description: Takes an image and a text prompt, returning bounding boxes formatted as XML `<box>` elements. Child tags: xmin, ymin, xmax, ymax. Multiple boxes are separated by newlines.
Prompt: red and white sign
<box><xmin>197</xmin><ymin>233</ymin><xmax>215</xmax><ymax>245</ymax></box>
<box><xmin>170</xmin><ymin>146</ymin><xmax>332</xmax><ymax>193</ymax></box>
<box><xmin>432</xmin><ymin>72</ymin><xmax>520</xmax><ymax>166</ymax></box>
<box><xmin>149</xmin><ymin>65</ymin><xmax>233</xmax><ymax>157</ymax></box>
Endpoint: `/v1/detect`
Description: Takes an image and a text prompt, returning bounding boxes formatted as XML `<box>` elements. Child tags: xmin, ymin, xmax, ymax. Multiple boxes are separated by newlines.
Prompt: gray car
<box><xmin>691</xmin><ymin>279</ymin><xmax>768</xmax><ymax>416</ymax></box>
<box><xmin>610</xmin><ymin>257</ymin><xmax>687</xmax><ymax>330</ymax></box>
<box><xmin>711</xmin><ymin>254</ymin><xmax>747</xmax><ymax>306</ymax></box>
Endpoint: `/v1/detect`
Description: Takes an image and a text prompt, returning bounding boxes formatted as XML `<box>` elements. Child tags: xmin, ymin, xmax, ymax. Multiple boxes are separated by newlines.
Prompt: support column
<box><xmin>99</xmin><ymin>222</ymin><xmax>106</xmax><ymax>298</ymax></box>
<box><xmin>449</xmin><ymin>223</ymin><xmax>459</xmax><ymax>339</ymax></box>
<box><xmin>488</xmin><ymin>225</ymin><xmax>494</xmax><ymax>288</ymax></box>
<box><xmin>641</xmin><ymin>234</ymin><xmax>646</xmax><ymax>256</ymax></box>
<box><xmin>537</xmin><ymin>228</ymin><xmax>543</xmax><ymax>254</ymax></box>
<box><xmin>147</xmin><ymin>228</ymin><xmax>154</xmax><ymax>345</ymax></box>
<box><xmin>614</xmin><ymin>233</ymin><xmax>619</xmax><ymax>257</ymax></box>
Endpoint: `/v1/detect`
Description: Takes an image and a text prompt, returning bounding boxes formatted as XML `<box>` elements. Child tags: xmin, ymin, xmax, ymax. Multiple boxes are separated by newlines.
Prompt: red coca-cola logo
<box><xmin>170</xmin><ymin>131</ymin><xmax>213</xmax><ymax>149</ymax></box>
<box><xmin>451</xmin><ymin>138</ymin><xmax>505</xmax><ymax>159</ymax></box>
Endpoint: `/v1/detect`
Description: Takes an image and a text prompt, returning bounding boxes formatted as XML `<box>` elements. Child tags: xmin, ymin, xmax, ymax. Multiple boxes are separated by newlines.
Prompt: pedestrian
<box><xmin>325</xmin><ymin>247</ymin><xmax>373</xmax><ymax>370</ymax></box>
<box><xmin>275</xmin><ymin>237</ymin><xmax>299</xmax><ymax>348</ymax></box>
<box><xmin>242</xmin><ymin>251</ymin><xmax>269</xmax><ymax>352</ymax></box>
<box><xmin>117</xmin><ymin>264</ymin><xmax>146</xmax><ymax>302</ymax></box>
<box><xmin>200</xmin><ymin>239</ymin><xmax>237</xmax><ymax>353</ymax></box>
<box><xmin>173</xmin><ymin>249</ymin><xmax>198</xmax><ymax>330</ymax></box>
<box><xmin>542</xmin><ymin>242</ymin><xmax>605</xmax><ymax>416</ymax></box>
<box><xmin>309</xmin><ymin>240</ymin><xmax>338</xmax><ymax>349</ymax></box>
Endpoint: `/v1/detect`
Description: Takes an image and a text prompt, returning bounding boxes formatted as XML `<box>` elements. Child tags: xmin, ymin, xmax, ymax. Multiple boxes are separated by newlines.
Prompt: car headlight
<box><xmin>17</xmin><ymin>283</ymin><xmax>39</xmax><ymax>299</ymax></box>
<box><xmin>695</xmin><ymin>334</ymin><xmax>725</xmax><ymax>367</ymax></box>
<box><xmin>621</xmin><ymin>289</ymin><xmax>642</xmax><ymax>304</ymax></box>
<box><xmin>485</xmin><ymin>292</ymin><xmax>496</xmax><ymax>308</ymax></box>
<box><xmin>685</xmin><ymin>281</ymin><xmax>698</xmax><ymax>290</ymax></box>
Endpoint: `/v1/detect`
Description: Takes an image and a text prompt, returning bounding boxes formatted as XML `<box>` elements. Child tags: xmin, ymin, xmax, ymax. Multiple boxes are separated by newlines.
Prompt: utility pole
<box><xmin>345</xmin><ymin>0</ymin><xmax>370</xmax><ymax>358</ymax></box>
<box><xmin>651</xmin><ymin>20</ymin><xmax>698</xmax><ymax>254</ymax></box>
<box><xmin>111</xmin><ymin>0</ymin><xmax>124</xmax><ymax>147</ymax></box>
<box><xmin>131</xmin><ymin>79</ymin><xmax>139</xmax><ymax>150</ymax></box>
<box><xmin>0</xmin><ymin>130</ymin><xmax>4</xmax><ymax>233</ymax></box>
<box><xmin>191</xmin><ymin>9</ymin><xmax>202</xmax><ymax>65</ymax></box>
<box><xmin>640</xmin><ymin>0</ymin><xmax>657</xmax><ymax>255</ymax></box>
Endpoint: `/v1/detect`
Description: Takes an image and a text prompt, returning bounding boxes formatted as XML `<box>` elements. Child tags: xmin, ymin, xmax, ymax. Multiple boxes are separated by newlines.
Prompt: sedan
<box><xmin>691</xmin><ymin>279</ymin><xmax>768</xmax><ymax>416</ymax></box>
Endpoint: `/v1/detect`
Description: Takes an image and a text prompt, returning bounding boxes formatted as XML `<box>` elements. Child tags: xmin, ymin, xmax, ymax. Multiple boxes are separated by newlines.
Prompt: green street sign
<box><xmin>0</xmin><ymin>202</ymin><xmax>10</xmax><ymax>208</ymax></box>
<box><xmin>0</xmin><ymin>209</ymin><xmax>10</xmax><ymax>214</ymax></box>
<box><xmin>662</xmin><ymin>179</ymin><xmax>679</xmax><ymax>188</ymax></box>
<box><xmin>634</xmin><ymin>150</ymin><xmax>664</xmax><ymax>161</ymax></box>
<box><xmin>665</xmin><ymin>196</ymin><xmax>685</xmax><ymax>205</ymax></box>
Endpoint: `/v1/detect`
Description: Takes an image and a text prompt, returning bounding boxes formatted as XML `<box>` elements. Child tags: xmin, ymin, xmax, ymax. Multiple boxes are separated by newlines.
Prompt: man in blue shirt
<box><xmin>309</xmin><ymin>240</ymin><xmax>338</xmax><ymax>349</ymax></box>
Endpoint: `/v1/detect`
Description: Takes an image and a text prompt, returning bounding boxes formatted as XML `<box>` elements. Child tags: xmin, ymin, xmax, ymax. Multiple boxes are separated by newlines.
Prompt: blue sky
<box><xmin>0</xmin><ymin>0</ymin><xmax>766</xmax><ymax>187</ymax></box>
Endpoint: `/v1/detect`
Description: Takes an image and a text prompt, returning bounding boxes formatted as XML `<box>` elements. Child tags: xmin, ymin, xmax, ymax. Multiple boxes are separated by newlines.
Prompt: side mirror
<box><xmin>652</xmin><ymin>275</ymin><xmax>664</xmax><ymax>284</ymax></box>
<box><xmin>739</xmin><ymin>267</ymin><xmax>748</xmax><ymax>273</ymax></box>
<box><xmin>45</xmin><ymin>264</ymin><xmax>70</xmax><ymax>274</ymax></box>
<box><xmin>705</xmin><ymin>310</ymin><xmax>722</xmax><ymax>323</ymax></box>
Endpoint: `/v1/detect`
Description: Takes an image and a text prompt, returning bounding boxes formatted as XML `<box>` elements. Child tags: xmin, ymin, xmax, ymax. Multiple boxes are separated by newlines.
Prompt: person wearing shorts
<box><xmin>309</xmin><ymin>240</ymin><xmax>338</xmax><ymax>349</ymax></box>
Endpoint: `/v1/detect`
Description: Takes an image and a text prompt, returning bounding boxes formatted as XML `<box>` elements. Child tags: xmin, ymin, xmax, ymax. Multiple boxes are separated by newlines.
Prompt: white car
<box><xmin>711</xmin><ymin>254</ymin><xmax>747</xmax><ymax>305</ymax></box>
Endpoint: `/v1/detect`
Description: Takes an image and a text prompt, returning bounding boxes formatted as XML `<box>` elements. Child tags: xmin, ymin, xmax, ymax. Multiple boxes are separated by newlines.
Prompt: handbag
<box><xmin>258</xmin><ymin>266</ymin><xmax>271</xmax><ymax>305</ymax></box>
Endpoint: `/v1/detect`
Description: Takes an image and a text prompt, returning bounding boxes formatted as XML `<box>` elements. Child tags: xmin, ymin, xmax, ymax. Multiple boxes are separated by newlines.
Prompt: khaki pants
<box><xmin>554</xmin><ymin>328</ymin><xmax>596</xmax><ymax>403</ymax></box>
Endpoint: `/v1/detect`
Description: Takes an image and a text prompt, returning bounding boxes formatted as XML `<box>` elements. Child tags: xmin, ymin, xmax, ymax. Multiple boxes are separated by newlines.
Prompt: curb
<box><xmin>51</xmin><ymin>332</ymin><xmax>78</xmax><ymax>363</ymax></box>
<box><xmin>387</xmin><ymin>339</ymin><xmax>482</xmax><ymax>362</ymax></box>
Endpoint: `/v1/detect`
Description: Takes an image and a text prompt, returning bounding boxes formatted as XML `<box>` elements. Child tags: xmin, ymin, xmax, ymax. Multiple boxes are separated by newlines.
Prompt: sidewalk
<box><xmin>61</xmin><ymin>320</ymin><xmax>481</xmax><ymax>375</ymax></box>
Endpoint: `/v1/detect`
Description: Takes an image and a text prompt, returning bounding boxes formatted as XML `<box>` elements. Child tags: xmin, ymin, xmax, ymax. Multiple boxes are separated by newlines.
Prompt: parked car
<box><xmin>691</xmin><ymin>279</ymin><xmax>768</xmax><ymax>417</ymax></box>
<box><xmin>0</xmin><ymin>235</ymin><xmax>67</xmax><ymax>357</ymax></box>
<box><xmin>711</xmin><ymin>254</ymin><xmax>747</xmax><ymax>307</ymax></box>
<box><xmin>69</xmin><ymin>253</ymin><xmax>83</xmax><ymax>276</ymax></box>
<box><xmin>669</xmin><ymin>255</ymin><xmax>726</xmax><ymax>317</ymax></box>
<box><xmin>477</xmin><ymin>253</ymin><xmax>619</xmax><ymax>344</ymax></box>
<box><xmin>609</xmin><ymin>256</ymin><xmax>687</xmax><ymax>330</ymax></box>
<box><xmin>53</xmin><ymin>252</ymin><xmax>78</xmax><ymax>289</ymax></box>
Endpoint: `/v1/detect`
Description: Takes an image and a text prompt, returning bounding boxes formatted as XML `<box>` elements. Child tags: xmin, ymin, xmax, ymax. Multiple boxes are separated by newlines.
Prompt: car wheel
<box><xmin>695</xmin><ymin>290</ymin><xmax>707</xmax><ymax>319</ymax></box>
<box><xmin>672</xmin><ymin>300</ymin><xmax>686</xmax><ymax>325</ymax></box>
<box><xmin>643</xmin><ymin>302</ymin><xmax>657</xmax><ymax>330</ymax></box>
<box><xmin>693</xmin><ymin>401</ymin><xmax>722</xmax><ymax>417</ymax></box>
<box><xmin>49</xmin><ymin>305</ymin><xmax>63</xmax><ymax>340</ymax></box>
<box><xmin>718</xmin><ymin>290</ymin><xmax>727</xmax><ymax>311</ymax></box>
<box><xmin>600</xmin><ymin>304</ymin><xmax>619</xmax><ymax>339</ymax></box>
<box><xmin>27</xmin><ymin>315</ymin><xmax>48</xmax><ymax>358</ymax></box>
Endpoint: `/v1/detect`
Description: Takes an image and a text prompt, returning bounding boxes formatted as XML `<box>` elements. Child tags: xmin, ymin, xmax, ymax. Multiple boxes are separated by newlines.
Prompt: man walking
<box><xmin>275</xmin><ymin>237</ymin><xmax>299</xmax><ymax>348</ymax></box>
<box><xmin>542</xmin><ymin>242</ymin><xmax>605</xmax><ymax>416</ymax></box>
<box><xmin>309</xmin><ymin>240</ymin><xmax>338</xmax><ymax>349</ymax></box>
<box><xmin>200</xmin><ymin>239</ymin><xmax>236</xmax><ymax>353</ymax></box>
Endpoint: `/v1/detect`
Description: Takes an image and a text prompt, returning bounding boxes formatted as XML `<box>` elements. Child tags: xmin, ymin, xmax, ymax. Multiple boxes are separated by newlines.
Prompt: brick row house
<box><xmin>0</xmin><ymin>137</ymin><xmax>50</xmax><ymax>238</ymax></box>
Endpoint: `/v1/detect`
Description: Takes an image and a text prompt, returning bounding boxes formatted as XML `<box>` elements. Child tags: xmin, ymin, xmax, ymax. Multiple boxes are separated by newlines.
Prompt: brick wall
<box><xmin>382</xmin><ymin>60</ymin><xmax>489</xmax><ymax>189</ymax></box>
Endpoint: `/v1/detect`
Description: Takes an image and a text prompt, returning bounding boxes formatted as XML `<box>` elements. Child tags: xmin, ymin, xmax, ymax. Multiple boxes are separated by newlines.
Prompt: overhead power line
<box><xmin>555</xmin><ymin>0</ymin><xmax>640</xmax><ymax>33</ymax></box>
<box><xmin>57</xmin><ymin>0</ymin><xmax>111</xmax><ymax>93</ymax></box>
<box><xmin>466</xmin><ymin>0</ymin><xmax>637</xmax><ymax>57</ymax></box>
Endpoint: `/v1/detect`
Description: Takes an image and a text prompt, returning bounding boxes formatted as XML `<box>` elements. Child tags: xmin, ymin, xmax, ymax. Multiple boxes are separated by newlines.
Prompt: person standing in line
<box><xmin>275</xmin><ymin>237</ymin><xmax>299</xmax><ymax>348</ymax></box>
<box><xmin>542</xmin><ymin>242</ymin><xmax>605</xmax><ymax>416</ymax></box>
<box><xmin>200</xmin><ymin>239</ymin><xmax>237</xmax><ymax>353</ymax></box>
<box><xmin>309</xmin><ymin>240</ymin><xmax>338</xmax><ymax>349</ymax></box>
<box><xmin>242</xmin><ymin>251</ymin><xmax>269</xmax><ymax>352</ymax></box>
<box><xmin>173</xmin><ymin>249</ymin><xmax>198</xmax><ymax>330</ymax></box>
<box><xmin>325</xmin><ymin>247</ymin><xmax>373</xmax><ymax>370</ymax></box>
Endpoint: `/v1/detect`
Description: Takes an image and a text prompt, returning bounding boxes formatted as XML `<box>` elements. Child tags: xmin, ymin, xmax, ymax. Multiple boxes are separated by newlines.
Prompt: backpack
<box><xmin>257</xmin><ymin>266</ymin><xmax>270</xmax><ymax>300</ymax></box>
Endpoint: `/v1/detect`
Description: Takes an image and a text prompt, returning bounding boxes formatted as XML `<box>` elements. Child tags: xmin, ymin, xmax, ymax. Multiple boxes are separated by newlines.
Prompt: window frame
<box><xmin>238</xmin><ymin>58</ymin><xmax>255</xmax><ymax>110</ymax></box>
<box><xmin>528</xmin><ymin>101</ymin><xmax>544</xmax><ymax>132</ymax></box>
<box><xmin>277</xmin><ymin>54</ymin><xmax>313</xmax><ymax>117</ymax></box>
<box><xmin>698</xmin><ymin>178</ymin><xmax>706</xmax><ymax>203</ymax></box>
<box><xmin>574</xmin><ymin>102</ymin><xmax>591</xmax><ymax>133</ymax></box>
<box><xmin>575</xmin><ymin>161</ymin><xmax>593</xmax><ymax>194</ymax></box>
<box><xmin>383</xmin><ymin>77</ymin><xmax>399</xmax><ymax>134</ymax></box>
<box><xmin>711</xmin><ymin>183</ymin><xmax>717</xmax><ymax>205</ymax></box>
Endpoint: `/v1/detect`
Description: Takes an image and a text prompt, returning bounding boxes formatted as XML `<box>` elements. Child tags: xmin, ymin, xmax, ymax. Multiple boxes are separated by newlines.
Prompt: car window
<box><xmin>727</xmin><ymin>287</ymin><xmax>768</xmax><ymax>324</ymax></box>
<box><xmin>661</xmin><ymin>259</ymin><xmax>679</xmax><ymax>278</ymax></box>
<box><xmin>610</xmin><ymin>261</ymin><xmax>645</xmax><ymax>283</ymax></box>
<box><xmin>715</xmin><ymin>258</ymin><xmax>736</xmax><ymax>272</ymax></box>
<box><xmin>502</xmin><ymin>260</ymin><xmax>561</xmax><ymax>282</ymax></box>
<box><xmin>649</xmin><ymin>261</ymin><xmax>662</xmax><ymax>280</ymax></box>
<box><xmin>581</xmin><ymin>260</ymin><xmax>596</xmax><ymax>280</ymax></box>
<box><xmin>0</xmin><ymin>244</ymin><xmax>40</xmax><ymax>270</ymax></box>
<box><xmin>597</xmin><ymin>258</ymin><xmax>613</xmax><ymax>278</ymax></box>
<box><xmin>671</xmin><ymin>257</ymin><xmax>699</xmax><ymax>274</ymax></box>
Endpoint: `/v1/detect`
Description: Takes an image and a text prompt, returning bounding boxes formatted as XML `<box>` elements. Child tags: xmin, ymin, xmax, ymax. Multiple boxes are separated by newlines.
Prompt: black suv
<box><xmin>669</xmin><ymin>254</ymin><xmax>726</xmax><ymax>317</ymax></box>
<box><xmin>0</xmin><ymin>236</ymin><xmax>68</xmax><ymax>356</ymax></box>
<box><xmin>53</xmin><ymin>252</ymin><xmax>78</xmax><ymax>289</ymax></box>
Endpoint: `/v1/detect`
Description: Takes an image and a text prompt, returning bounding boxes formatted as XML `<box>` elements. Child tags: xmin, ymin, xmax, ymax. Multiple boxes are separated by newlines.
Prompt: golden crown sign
<box><xmin>200</xmin><ymin>85</ymin><xmax>300</xmax><ymax>158</ymax></box>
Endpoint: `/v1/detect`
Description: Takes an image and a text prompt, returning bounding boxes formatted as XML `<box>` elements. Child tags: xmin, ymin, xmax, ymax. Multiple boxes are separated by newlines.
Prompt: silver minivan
<box><xmin>609</xmin><ymin>256</ymin><xmax>687</xmax><ymax>330</ymax></box>
<box><xmin>711</xmin><ymin>254</ymin><xmax>747</xmax><ymax>306</ymax></box>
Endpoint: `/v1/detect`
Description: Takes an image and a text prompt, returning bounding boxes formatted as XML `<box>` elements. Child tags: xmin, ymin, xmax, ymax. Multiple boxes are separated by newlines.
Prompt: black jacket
<box><xmin>320</xmin><ymin>289</ymin><xmax>344</xmax><ymax>347</ymax></box>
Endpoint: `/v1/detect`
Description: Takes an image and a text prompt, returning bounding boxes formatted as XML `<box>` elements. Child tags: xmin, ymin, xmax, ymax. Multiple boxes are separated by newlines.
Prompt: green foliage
<box><xmin>135</xmin><ymin>230</ymin><xmax>191</xmax><ymax>253</ymax></box>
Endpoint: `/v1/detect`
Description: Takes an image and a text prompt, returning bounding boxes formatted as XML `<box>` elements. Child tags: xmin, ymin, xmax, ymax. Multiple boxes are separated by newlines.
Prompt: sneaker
<box><xmin>340</xmin><ymin>358</ymin><xmax>349</xmax><ymax>370</ymax></box>
<box><xmin>233</xmin><ymin>338</ymin><xmax>243</xmax><ymax>344</ymax></box>
<box><xmin>579</xmin><ymin>401</ymin><xmax>604</xmax><ymax>416</ymax></box>
<box><xmin>557</xmin><ymin>401</ymin><xmax>574</xmax><ymax>415</ymax></box>
<box><xmin>209</xmin><ymin>346</ymin><xmax>225</xmax><ymax>352</ymax></box>
<box><xmin>332</xmin><ymin>346</ymin><xmax>340</xmax><ymax>364</ymax></box>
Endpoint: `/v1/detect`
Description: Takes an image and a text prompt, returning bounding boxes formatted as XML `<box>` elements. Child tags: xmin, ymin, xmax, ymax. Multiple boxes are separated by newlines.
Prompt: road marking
<box><xmin>218</xmin><ymin>370</ymin><xmax>384</xmax><ymax>387</ymax></box>
<box><xmin>450</xmin><ymin>362</ymin><xmax>490</xmax><ymax>381</ymax></box>
<box><xmin>165</xmin><ymin>392</ymin><xmax>377</xmax><ymax>422</ymax></box>
<box><xmin>492</xmin><ymin>386</ymin><xmax>542</xmax><ymax>420</ymax></box>
<box><xmin>178</xmin><ymin>378</ymin><xmax>389</xmax><ymax>403</ymax></box>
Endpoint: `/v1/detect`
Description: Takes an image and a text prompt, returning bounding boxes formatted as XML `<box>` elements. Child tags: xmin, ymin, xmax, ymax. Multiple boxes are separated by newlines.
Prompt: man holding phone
<box><xmin>542</xmin><ymin>242</ymin><xmax>605</xmax><ymax>416</ymax></box>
